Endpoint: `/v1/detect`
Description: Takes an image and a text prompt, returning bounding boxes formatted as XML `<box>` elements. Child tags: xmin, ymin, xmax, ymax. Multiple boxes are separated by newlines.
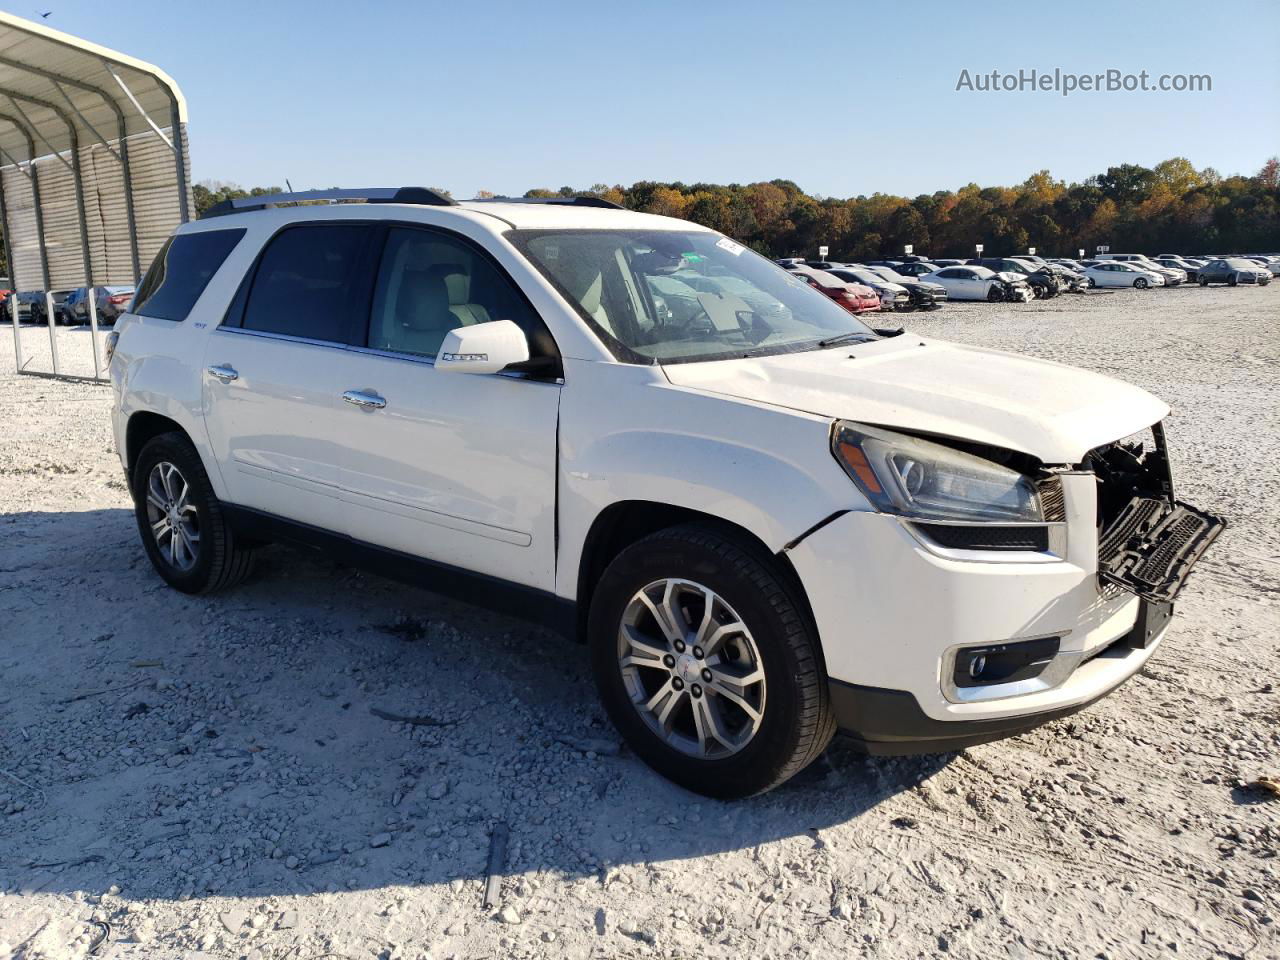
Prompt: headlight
<box><xmin>831</xmin><ymin>422</ymin><xmax>1043</xmax><ymax>522</ymax></box>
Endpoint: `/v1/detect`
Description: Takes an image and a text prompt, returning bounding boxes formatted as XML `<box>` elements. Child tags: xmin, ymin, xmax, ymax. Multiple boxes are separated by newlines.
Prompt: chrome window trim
<box><xmin>211</xmin><ymin>325</ymin><xmax>562</xmax><ymax>384</ymax></box>
<box><xmin>214</xmin><ymin>325</ymin><xmax>347</xmax><ymax>351</ymax></box>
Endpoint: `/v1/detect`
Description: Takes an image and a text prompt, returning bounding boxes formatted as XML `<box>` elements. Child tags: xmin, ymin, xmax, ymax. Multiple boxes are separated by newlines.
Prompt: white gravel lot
<box><xmin>1</xmin><ymin>285</ymin><xmax>1277</xmax><ymax>960</ymax></box>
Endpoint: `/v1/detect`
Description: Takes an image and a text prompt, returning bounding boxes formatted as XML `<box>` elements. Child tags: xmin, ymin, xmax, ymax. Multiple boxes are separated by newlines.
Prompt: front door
<box><xmin>331</xmin><ymin>225</ymin><xmax>561</xmax><ymax>591</ymax></box>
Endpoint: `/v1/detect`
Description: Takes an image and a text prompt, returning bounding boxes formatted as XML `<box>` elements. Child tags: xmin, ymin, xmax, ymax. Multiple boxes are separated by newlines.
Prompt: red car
<box><xmin>787</xmin><ymin>266</ymin><xmax>880</xmax><ymax>314</ymax></box>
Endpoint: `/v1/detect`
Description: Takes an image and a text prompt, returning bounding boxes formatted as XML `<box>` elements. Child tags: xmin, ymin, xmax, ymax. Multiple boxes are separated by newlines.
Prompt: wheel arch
<box><xmin>571</xmin><ymin>500</ymin><xmax>820</xmax><ymax>647</ymax></box>
<box><xmin>125</xmin><ymin>411</ymin><xmax>190</xmax><ymax>482</ymax></box>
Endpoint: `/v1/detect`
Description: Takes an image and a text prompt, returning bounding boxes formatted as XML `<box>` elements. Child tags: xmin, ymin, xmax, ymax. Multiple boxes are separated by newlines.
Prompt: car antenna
<box><xmin>285</xmin><ymin>179</ymin><xmax>294</xmax><ymax>192</ymax></box>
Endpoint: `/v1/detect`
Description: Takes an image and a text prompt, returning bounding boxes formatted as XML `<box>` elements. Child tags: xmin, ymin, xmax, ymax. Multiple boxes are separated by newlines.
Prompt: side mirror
<box><xmin>436</xmin><ymin>319</ymin><xmax>530</xmax><ymax>375</ymax></box>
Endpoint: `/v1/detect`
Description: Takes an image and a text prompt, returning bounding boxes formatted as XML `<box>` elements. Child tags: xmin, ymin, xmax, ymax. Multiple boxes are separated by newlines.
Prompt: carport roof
<box><xmin>0</xmin><ymin>10</ymin><xmax>186</xmax><ymax>165</ymax></box>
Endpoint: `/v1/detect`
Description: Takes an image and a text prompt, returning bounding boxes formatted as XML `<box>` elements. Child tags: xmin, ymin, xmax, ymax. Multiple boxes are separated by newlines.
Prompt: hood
<box><xmin>872</xmin><ymin>280</ymin><xmax>908</xmax><ymax>294</ymax></box>
<box><xmin>995</xmin><ymin>271</ymin><xmax>1027</xmax><ymax>284</ymax></box>
<box><xmin>900</xmin><ymin>280</ymin><xmax>944</xmax><ymax>294</ymax></box>
<box><xmin>662</xmin><ymin>336</ymin><xmax>1169</xmax><ymax>463</ymax></box>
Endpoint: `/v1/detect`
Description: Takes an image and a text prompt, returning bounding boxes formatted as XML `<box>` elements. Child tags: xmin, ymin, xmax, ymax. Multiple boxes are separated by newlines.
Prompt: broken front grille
<box><xmin>1087</xmin><ymin>423</ymin><xmax>1225</xmax><ymax>603</ymax></box>
<box><xmin>1097</xmin><ymin>497</ymin><xmax>1224</xmax><ymax>603</ymax></box>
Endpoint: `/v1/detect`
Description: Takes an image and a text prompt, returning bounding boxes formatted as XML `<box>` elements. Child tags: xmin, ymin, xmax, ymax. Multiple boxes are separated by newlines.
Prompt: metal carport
<box><xmin>0</xmin><ymin>11</ymin><xmax>192</xmax><ymax>381</ymax></box>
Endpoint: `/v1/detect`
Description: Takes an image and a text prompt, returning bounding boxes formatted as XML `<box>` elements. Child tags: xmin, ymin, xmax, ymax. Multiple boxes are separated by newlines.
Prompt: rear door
<box><xmin>202</xmin><ymin>222</ymin><xmax>378</xmax><ymax>530</ymax></box>
<box><xmin>331</xmin><ymin>224</ymin><xmax>561</xmax><ymax>590</ymax></box>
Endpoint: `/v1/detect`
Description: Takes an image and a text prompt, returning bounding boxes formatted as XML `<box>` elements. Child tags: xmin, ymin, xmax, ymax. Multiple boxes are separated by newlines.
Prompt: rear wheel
<box><xmin>132</xmin><ymin>432</ymin><xmax>255</xmax><ymax>594</ymax></box>
<box><xmin>589</xmin><ymin>524</ymin><xmax>835</xmax><ymax>798</ymax></box>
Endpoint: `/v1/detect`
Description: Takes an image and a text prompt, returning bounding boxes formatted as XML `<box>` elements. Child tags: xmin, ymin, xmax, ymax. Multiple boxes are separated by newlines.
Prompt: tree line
<box><xmin>192</xmin><ymin>155</ymin><xmax>1280</xmax><ymax>260</ymax></box>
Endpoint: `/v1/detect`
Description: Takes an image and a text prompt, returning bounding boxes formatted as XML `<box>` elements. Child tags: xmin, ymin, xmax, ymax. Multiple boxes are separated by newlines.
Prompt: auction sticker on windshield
<box><xmin>716</xmin><ymin>237</ymin><xmax>745</xmax><ymax>256</ymax></box>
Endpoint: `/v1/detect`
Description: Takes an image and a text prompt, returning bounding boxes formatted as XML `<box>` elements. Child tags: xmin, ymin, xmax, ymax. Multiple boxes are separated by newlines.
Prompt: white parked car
<box><xmin>1095</xmin><ymin>253</ymin><xmax>1183</xmax><ymax>286</ymax></box>
<box><xmin>106</xmin><ymin>188</ymin><xmax>1223</xmax><ymax>798</ymax></box>
<box><xmin>1084</xmin><ymin>262</ymin><xmax>1166</xmax><ymax>289</ymax></box>
<box><xmin>919</xmin><ymin>265</ymin><xmax>1032</xmax><ymax>301</ymax></box>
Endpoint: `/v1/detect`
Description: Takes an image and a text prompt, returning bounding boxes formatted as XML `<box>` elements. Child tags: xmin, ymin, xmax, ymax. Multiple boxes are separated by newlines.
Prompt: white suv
<box><xmin>107</xmin><ymin>188</ymin><xmax>1223</xmax><ymax>797</ymax></box>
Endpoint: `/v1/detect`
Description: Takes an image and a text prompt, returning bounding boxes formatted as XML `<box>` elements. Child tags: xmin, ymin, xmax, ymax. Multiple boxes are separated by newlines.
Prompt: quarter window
<box><xmin>134</xmin><ymin>229</ymin><xmax>246</xmax><ymax>322</ymax></box>
<box><xmin>240</xmin><ymin>224</ymin><xmax>373</xmax><ymax>342</ymax></box>
<box><xmin>367</xmin><ymin>227</ymin><xmax>545</xmax><ymax>359</ymax></box>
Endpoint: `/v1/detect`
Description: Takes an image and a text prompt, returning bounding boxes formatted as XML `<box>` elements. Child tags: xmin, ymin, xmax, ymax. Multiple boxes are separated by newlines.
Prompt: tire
<box><xmin>1199</xmin><ymin>275</ymin><xmax>1209</xmax><ymax>286</ymax></box>
<box><xmin>987</xmin><ymin>285</ymin><xmax>1004</xmax><ymax>302</ymax></box>
<box><xmin>1087</xmin><ymin>277</ymin><xmax>1096</xmax><ymax>288</ymax></box>
<box><xmin>1134</xmin><ymin>277</ymin><xmax>1149</xmax><ymax>289</ymax></box>
<box><xmin>589</xmin><ymin>524</ymin><xmax>835</xmax><ymax>798</ymax></box>
<box><xmin>1228</xmin><ymin>274</ymin><xmax>1238</xmax><ymax>287</ymax></box>
<box><xmin>132</xmin><ymin>432</ymin><xmax>255</xmax><ymax>594</ymax></box>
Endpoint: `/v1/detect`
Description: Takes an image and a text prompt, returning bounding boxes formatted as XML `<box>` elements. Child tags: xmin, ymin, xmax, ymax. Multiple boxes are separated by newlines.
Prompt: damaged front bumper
<box><xmin>791</xmin><ymin>420</ymin><xmax>1223</xmax><ymax>753</ymax></box>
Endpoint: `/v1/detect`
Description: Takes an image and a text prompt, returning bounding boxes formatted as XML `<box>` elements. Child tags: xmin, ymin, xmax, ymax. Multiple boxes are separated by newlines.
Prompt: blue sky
<box><xmin>19</xmin><ymin>0</ymin><xmax>1280</xmax><ymax>198</ymax></box>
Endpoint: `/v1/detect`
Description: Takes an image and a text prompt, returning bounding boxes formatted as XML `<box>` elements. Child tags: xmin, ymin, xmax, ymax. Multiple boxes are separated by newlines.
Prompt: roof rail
<box><xmin>201</xmin><ymin>187</ymin><xmax>457</xmax><ymax>219</ymax></box>
<box><xmin>468</xmin><ymin>196</ymin><xmax>625</xmax><ymax>210</ymax></box>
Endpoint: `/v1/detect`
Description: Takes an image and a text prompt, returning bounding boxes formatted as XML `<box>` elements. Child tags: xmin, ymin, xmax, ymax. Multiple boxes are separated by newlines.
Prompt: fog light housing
<box><xmin>952</xmin><ymin>636</ymin><xmax>1061</xmax><ymax>688</ymax></box>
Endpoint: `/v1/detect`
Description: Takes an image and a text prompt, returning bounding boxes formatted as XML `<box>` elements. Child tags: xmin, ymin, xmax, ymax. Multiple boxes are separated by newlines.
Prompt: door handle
<box><xmin>207</xmin><ymin>364</ymin><xmax>239</xmax><ymax>382</ymax></box>
<box><xmin>342</xmin><ymin>389</ymin><xmax>387</xmax><ymax>410</ymax></box>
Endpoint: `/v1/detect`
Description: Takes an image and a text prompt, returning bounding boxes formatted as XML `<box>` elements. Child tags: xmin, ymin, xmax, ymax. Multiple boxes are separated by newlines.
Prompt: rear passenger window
<box><xmin>134</xmin><ymin>229</ymin><xmax>245</xmax><ymax>321</ymax></box>
<box><xmin>241</xmin><ymin>224</ymin><xmax>372</xmax><ymax>342</ymax></box>
<box><xmin>367</xmin><ymin>227</ymin><xmax>546</xmax><ymax>359</ymax></box>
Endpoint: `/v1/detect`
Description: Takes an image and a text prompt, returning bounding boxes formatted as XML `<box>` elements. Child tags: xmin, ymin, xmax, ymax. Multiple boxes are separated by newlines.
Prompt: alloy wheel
<box><xmin>145</xmin><ymin>461</ymin><xmax>201</xmax><ymax>571</ymax></box>
<box><xmin>617</xmin><ymin>578</ymin><xmax>766</xmax><ymax>759</ymax></box>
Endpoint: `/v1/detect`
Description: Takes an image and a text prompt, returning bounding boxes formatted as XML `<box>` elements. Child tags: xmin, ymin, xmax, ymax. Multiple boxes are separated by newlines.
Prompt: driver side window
<box><xmin>368</xmin><ymin>228</ymin><xmax>544</xmax><ymax>359</ymax></box>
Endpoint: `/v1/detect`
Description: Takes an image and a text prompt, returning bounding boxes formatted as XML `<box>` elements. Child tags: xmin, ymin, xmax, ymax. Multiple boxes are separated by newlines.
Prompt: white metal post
<box><xmin>9</xmin><ymin>294</ymin><xmax>20</xmax><ymax>371</ymax></box>
<box><xmin>86</xmin><ymin>285</ymin><xmax>102</xmax><ymax>378</ymax></box>
<box><xmin>44</xmin><ymin>289</ymin><xmax>59</xmax><ymax>374</ymax></box>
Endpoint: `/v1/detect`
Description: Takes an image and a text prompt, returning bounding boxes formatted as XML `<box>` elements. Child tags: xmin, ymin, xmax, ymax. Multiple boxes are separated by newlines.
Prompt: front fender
<box><xmin>555</xmin><ymin>358</ymin><xmax>860</xmax><ymax>601</ymax></box>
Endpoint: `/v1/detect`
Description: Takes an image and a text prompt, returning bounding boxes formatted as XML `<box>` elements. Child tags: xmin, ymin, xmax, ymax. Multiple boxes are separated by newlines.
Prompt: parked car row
<box><xmin>775</xmin><ymin>250</ymin><xmax>1277</xmax><ymax>305</ymax></box>
<box><xmin>1</xmin><ymin>285</ymin><xmax>136</xmax><ymax>325</ymax></box>
<box><xmin>1049</xmin><ymin>253</ymin><xmax>1274</xmax><ymax>288</ymax></box>
<box><xmin>776</xmin><ymin>254</ymin><xmax>1084</xmax><ymax>307</ymax></box>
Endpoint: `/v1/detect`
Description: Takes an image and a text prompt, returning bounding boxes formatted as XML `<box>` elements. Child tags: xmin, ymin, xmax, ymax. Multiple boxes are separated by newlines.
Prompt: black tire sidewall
<box><xmin>589</xmin><ymin>529</ymin><xmax>819</xmax><ymax>798</ymax></box>
<box><xmin>132</xmin><ymin>434</ymin><xmax>224</xmax><ymax>594</ymax></box>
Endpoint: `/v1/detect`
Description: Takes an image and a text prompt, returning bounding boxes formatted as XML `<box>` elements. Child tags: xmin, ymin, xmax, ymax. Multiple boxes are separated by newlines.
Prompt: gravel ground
<box><xmin>1</xmin><ymin>285</ymin><xmax>1277</xmax><ymax>960</ymax></box>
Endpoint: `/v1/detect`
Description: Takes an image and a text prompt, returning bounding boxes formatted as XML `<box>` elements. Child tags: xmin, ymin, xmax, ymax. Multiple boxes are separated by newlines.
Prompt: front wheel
<box><xmin>987</xmin><ymin>285</ymin><xmax>1005</xmax><ymax>302</ymax></box>
<box><xmin>589</xmin><ymin>525</ymin><xmax>835</xmax><ymax>798</ymax></box>
<box><xmin>1199</xmin><ymin>275</ymin><xmax>1209</xmax><ymax>286</ymax></box>
<box><xmin>1134</xmin><ymin>277</ymin><xmax>1149</xmax><ymax>289</ymax></box>
<box><xmin>1228</xmin><ymin>274</ymin><xmax>1238</xmax><ymax>286</ymax></box>
<box><xmin>132</xmin><ymin>432</ymin><xmax>256</xmax><ymax>594</ymax></box>
<box><xmin>1087</xmin><ymin>276</ymin><xmax>1096</xmax><ymax>288</ymax></box>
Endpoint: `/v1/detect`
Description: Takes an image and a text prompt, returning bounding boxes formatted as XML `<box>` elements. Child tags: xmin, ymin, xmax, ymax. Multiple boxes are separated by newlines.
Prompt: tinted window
<box><xmin>134</xmin><ymin>229</ymin><xmax>245</xmax><ymax>321</ymax></box>
<box><xmin>367</xmin><ymin>227</ymin><xmax>546</xmax><ymax>359</ymax></box>
<box><xmin>937</xmin><ymin>269</ymin><xmax>961</xmax><ymax>278</ymax></box>
<box><xmin>241</xmin><ymin>224</ymin><xmax>372</xmax><ymax>342</ymax></box>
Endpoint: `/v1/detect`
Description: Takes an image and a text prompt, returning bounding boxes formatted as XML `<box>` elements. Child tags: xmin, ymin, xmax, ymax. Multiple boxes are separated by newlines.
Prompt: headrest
<box><xmin>426</xmin><ymin>264</ymin><xmax>469</xmax><ymax>305</ymax></box>
<box><xmin>397</xmin><ymin>271</ymin><xmax>450</xmax><ymax>331</ymax></box>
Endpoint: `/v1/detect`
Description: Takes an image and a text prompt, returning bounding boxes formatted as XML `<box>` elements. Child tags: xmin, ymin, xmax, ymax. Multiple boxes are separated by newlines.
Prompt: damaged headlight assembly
<box><xmin>830</xmin><ymin>422</ymin><xmax>1060</xmax><ymax>554</ymax></box>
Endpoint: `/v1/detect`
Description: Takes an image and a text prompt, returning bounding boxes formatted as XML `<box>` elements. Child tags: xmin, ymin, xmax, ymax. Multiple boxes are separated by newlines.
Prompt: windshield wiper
<box><xmin>817</xmin><ymin>331</ymin><xmax>880</xmax><ymax>348</ymax></box>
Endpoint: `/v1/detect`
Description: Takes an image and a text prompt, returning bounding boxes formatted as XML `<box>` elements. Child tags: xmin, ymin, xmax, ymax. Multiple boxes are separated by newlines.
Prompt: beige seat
<box><xmin>436</xmin><ymin>267</ymin><xmax>492</xmax><ymax>327</ymax></box>
<box><xmin>384</xmin><ymin>270</ymin><xmax>456</xmax><ymax>357</ymax></box>
<box><xmin>555</xmin><ymin>246</ymin><xmax>614</xmax><ymax>336</ymax></box>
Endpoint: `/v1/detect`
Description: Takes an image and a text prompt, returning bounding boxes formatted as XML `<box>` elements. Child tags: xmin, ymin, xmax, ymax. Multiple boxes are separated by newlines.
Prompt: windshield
<box><xmin>841</xmin><ymin>268</ymin><xmax>887</xmax><ymax>287</ymax></box>
<box><xmin>872</xmin><ymin>267</ymin><xmax>911</xmax><ymax>283</ymax></box>
<box><xmin>510</xmin><ymin>229</ymin><xmax>876</xmax><ymax>364</ymax></box>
